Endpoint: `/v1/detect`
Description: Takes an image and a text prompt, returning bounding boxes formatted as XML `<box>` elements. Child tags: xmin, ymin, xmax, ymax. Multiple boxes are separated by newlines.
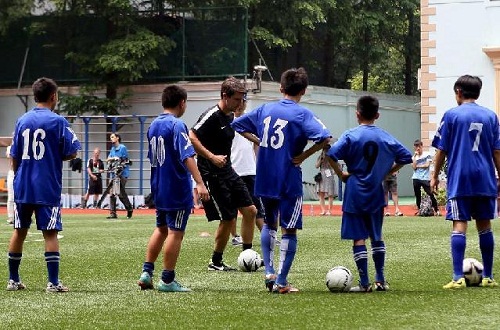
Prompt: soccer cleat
<box><xmin>231</xmin><ymin>235</ymin><xmax>243</xmax><ymax>246</ymax></box>
<box><xmin>349</xmin><ymin>284</ymin><xmax>373</xmax><ymax>293</ymax></box>
<box><xmin>374</xmin><ymin>281</ymin><xmax>390</xmax><ymax>291</ymax></box>
<box><xmin>208</xmin><ymin>261</ymin><xmax>237</xmax><ymax>271</ymax></box>
<box><xmin>6</xmin><ymin>280</ymin><xmax>26</xmax><ymax>291</ymax></box>
<box><xmin>442</xmin><ymin>278</ymin><xmax>466</xmax><ymax>289</ymax></box>
<box><xmin>272</xmin><ymin>283</ymin><xmax>299</xmax><ymax>294</ymax></box>
<box><xmin>264</xmin><ymin>274</ymin><xmax>277</xmax><ymax>292</ymax></box>
<box><xmin>479</xmin><ymin>277</ymin><xmax>498</xmax><ymax>288</ymax></box>
<box><xmin>106</xmin><ymin>214</ymin><xmax>117</xmax><ymax>219</ymax></box>
<box><xmin>157</xmin><ymin>279</ymin><xmax>192</xmax><ymax>292</ymax></box>
<box><xmin>127</xmin><ymin>210</ymin><xmax>133</xmax><ymax>219</ymax></box>
<box><xmin>46</xmin><ymin>281</ymin><xmax>69</xmax><ymax>293</ymax></box>
<box><xmin>137</xmin><ymin>271</ymin><xmax>154</xmax><ymax>290</ymax></box>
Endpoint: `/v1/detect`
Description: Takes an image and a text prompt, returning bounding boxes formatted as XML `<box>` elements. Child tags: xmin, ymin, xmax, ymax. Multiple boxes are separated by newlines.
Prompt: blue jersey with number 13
<box><xmin>232</xmin><ymin>99</ymin><xmax>331</xmax><ymax>198</ymax></box>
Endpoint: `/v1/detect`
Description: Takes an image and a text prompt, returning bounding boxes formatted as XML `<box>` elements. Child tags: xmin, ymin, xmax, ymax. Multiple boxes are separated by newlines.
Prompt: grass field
<box><xmin>0</xmin><ymin>212</ymin><xmax>499</xmax><ymax>330</ymax></box>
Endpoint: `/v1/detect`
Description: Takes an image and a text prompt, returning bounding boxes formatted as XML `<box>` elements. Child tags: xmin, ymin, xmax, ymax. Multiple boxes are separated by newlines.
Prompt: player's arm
<box><xmin>388</xmin><ymin>163</ymin><xmax>405</xmax><ymax>176</ymax></box>
<box><xmin>63</xmin><ymin>152</ymin><xmax>78</xmax><ymax>161</ymax></box>
<box><xmin>431</xmin><ymin>149</ymin><xmax>446</xmax><ymax>193</ymax></box>
<box><xmin>326</xmin><ymin>157</ymin><xmax>350</xmax><ymax>183</ymax></box>
<box><xmin>293</xmin><ymin>138</ymin><xmax>331</xmax><ymax>165</ymax></box>
<box><xmin>188</xmin><ymin>130</ymin><xmax>227</xmax><ymax>168</ymax></box>
<box><xmin>239</xmin><ymin>132</ymin><xmax>260</xmax><ymax>145</ymax></box>
<box><xmin>185</xmin><ymin>156</ymin><xmax>209</xmax><ymax>201</ymax></box>
<box><xmin>493</xmin><ymin>150</ymin><xmax>500</xmax><ymax>181</ymax></box>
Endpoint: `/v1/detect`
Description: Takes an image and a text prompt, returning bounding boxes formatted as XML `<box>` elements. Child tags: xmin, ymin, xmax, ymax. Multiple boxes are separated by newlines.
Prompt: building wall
<box><xmin>421</xmin><ymin>0</ymin><xmax>500</xmax><ymax>146</ymax></box>
<box><xmin>0</xmin><ymin>81</ymin><xmax>420</xmax><ymax>199</ymax></box>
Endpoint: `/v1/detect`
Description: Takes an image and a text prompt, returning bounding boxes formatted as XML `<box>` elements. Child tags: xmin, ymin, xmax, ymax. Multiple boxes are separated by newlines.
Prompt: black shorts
<box><xmin>240</xmin><ymin>175</ymin><xmax>265</xmax><ymax>219</ymax></box>
<box><xmin>87</xmin><ymin>178</ymin><xmax>103</xmax><ymax>194</ymax></box>
<box><xmin>201</xmin><ymin>171</ymin><xmax>254</xmax><ymax>221</ymax></box>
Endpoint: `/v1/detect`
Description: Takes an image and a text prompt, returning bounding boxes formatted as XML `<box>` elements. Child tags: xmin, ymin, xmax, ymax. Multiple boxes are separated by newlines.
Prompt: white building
<box><xmin>420</xmin><ymin>0</ymin><xmax>500</xmax><ymax>147</ymax></box>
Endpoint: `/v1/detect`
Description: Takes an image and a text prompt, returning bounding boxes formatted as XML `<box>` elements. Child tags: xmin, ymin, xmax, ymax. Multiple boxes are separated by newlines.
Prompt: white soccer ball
<box><xmin>326</xmin><ymin>266</ymin><xmax>353</xmax><ymax>292</ymax></box>
<box><xmin>463</xmin><ymin>257</ymin><xmax>483</xmax><ymax>286</ymax></box>
<box><xmin>237</xmin><ymin>249</ymin><xmax>262</xmax><ymax>272</ymax></box>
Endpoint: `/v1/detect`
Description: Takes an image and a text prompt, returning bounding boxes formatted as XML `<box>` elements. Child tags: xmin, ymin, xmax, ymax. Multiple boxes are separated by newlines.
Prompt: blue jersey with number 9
<box><xmin>327</xmin><ymin>125</ymin><xmax>412</xmax><ymax>214</ymax></box>
<box><xmin>10</xmin><ymin>107</ymin><xmax>81</xmax><ymax>206</ymax></box>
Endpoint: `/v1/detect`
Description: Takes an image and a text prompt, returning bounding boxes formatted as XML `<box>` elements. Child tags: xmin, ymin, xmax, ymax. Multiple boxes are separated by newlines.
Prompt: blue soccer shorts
<box><xmin>446</xmin><ymin>196</ymin><xmax>496</xmax><ymax>221</ymax></box>
<box><xmin>14</xmin><ymin>203</ymin><xmax>62</xmax><ymax>231</ymax></box>
<box><xmin>156</xmin><ymin>208</ymin><xmax>190</xmax><ymax>231</ymax></box>
<box><xmin>341</xmin><ymin>208</ymin><xmax>384</xmax><ymax>241</ymax></box>
<box><xmin>261</xmin><ymin>196</ymin><xmax>303</xmax><ymax>230</ymax></box>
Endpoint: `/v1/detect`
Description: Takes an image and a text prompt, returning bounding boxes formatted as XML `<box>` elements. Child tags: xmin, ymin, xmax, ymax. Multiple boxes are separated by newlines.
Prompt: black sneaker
<box><xmin>106</xmin><ymin>214</ymin><xmax>117</xmax><ymax>219</ymax></box>
<box><xmin>127</xmin><ymin>210</ymin><xmax>133</xmax><ymax>219</ymax></box>
<box><xmin>207</xmin><ymin>261</ymin><xmax>237</xmax><ymax>271</ymax></box>
<box><xmin>374</xmin><ymin>281</ymin><xmax>390</xmax><ymax>291</ymax></box>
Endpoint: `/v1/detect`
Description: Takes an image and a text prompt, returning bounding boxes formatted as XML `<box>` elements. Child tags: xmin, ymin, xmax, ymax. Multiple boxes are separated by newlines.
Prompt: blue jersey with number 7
<box><xmin>232</xmin><ymin>99</ymin><xmax>331</xmax><ymax>198</ymax></box>
<box><xmin>327</xmin><ymin>125</ymin><xmax>412</xmax><ymax>214</ymax></box>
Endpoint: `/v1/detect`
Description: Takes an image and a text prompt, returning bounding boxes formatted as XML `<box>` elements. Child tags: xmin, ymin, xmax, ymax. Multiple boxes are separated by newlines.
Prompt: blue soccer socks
<box><xmin>450</xmin><ymin>231</ymin><xmax>466</xmax><ymax>281</ymax></box>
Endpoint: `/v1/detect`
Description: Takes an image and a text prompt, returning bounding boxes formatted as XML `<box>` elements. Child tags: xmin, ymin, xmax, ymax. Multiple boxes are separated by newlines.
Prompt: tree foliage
<box><xmin>0</xmin><ymin>0</ymin><xmax>421</xmax><ymax>116</ymax></box>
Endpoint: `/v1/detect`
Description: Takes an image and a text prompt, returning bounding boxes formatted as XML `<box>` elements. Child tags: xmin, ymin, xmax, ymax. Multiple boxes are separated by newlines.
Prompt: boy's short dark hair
<box><xmin>453</xmin><ymin>75</ymin><xmax>482</xmax><ymax>100</ymax></box>
<box><xmin>220</xmin><ymin>77</ymin><xmax>246</xmax><ymax>99</ymax></box>
<box><xmin>357</xmin><ymin>95</ymin><xmax>379</xmax><ymax>120</ymax></box>
<box><xmin>414</xmin><ymin>139</ymin><xmax>422</xmax><ymax>146</ymax></box>
<box><xmin>162</xmin><ymin>85</ymin><xmax>187</xmax><ymax>109</ymax></box>
<box><xmin>32</xmin><ymin>77</ymin><xmax>57</xmax><ymax>103</ymax></box>
<box><xmin>280</xmin><ymin>67</ymin><xmax>308</xmax><ymax>96</ymax></box>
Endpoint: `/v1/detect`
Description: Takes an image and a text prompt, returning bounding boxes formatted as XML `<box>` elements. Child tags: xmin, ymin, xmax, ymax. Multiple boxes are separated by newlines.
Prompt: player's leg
<box><xmin>443</xmin><ymin>198</ymin><xmax>468</xmax><ymax>289</ymax></box>
<box><xmin>340</xmin><ymin>212</ymin><xmax>372</xmax><ymax>292</ymax></box>
<box><xmin>138</xmin><ymin>213</ymin><xmax>168</xmax><ymax>290</ymax></box>
<box><xmin>260</xmin><ymin>197</ymin><xmax>279</xmax><ymax>290</ymax></box>
<box><xmin>233</xmin><ymin>175</ymin><xmax>257</xmax><ymax>250</ymax></box>
<box><xmin>210</xmin><ymin>219</ymin><xmax>236</xmax><ymax>270</ymax></box>
<box><xmin>37</xmin><ymin>205</ymin><xmax>68</xmax><ymax>292</ymax></box>
<box><xmin>7</xmin><ymin>203</ymin><xmax>32</xmax><ymax>290</ymax></box>
<box><xmin>230</xmin><ymin>218</ymin><xmax>242</xmax><ymax>246</ymax></box>
<box><xmin>474</xmin><ymin>197</ymin><xmax>497</xmax><ymax>286</ymax></box>
<box><xmin>273</xmin><ymin>196</ymin><xmax>302</xmax><ymax>293</ymax></box>
<box><xmin>239</xmin><ymin>205</ymin><xmax>257</xmax><ymax>250</ymax></box>
<box><xmin>368</xmin><ymin>208</ymin><xmax>388</xmax><ymax>290</ymax></box>
<box><xmin>157</xmin><ymin>209</ymin><xmax>191</xmax><ymax>292</ymax></box>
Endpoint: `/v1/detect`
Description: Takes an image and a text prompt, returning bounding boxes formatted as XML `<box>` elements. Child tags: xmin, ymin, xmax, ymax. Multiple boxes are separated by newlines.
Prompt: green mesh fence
<box><xmin>0</xmin><ymin>6</ymin><xmax>248</xmax><ymax>87</ymax></box>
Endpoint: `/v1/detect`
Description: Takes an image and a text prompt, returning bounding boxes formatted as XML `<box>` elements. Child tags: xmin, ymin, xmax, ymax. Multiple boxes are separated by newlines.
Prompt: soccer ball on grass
<box><xmin>463</xmin><ymin>257</ymin><xmax>483</xmax><ymax>286</ymax></box>
<box><xmin>326</xmin><ymin>266</ymin><xmax>353</xmax><ymax>292</ymax></box>
<box><xmin>237</xmin><ymin>249</ymin><xmax>262</xmax><ymax>272</ymax></box>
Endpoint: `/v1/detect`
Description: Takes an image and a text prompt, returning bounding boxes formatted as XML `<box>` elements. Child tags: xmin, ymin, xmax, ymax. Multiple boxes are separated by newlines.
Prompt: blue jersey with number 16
<box><xmin>232</xmin><ymin>99</ymin><xmax>331</xmax><ymax>198</ymax></box>
<box><xmin>147</xmin><ymin>113</ymin><xmax>196</xmax><ymax>210</ymax></box>
<box><xmin>10</xmin><ymin>107</ymin><xmax>81</xmax><ymax>206</ymax></box>
<box><xmin>327</xmin><ymin>125</ymin><xmax>412</xmax><ymax>214</ymax></box>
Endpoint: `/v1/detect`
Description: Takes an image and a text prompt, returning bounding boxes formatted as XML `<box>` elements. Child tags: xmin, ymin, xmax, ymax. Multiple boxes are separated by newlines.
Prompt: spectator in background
<box><xmin>383</xmin><ymin>172</ymin><xmax>403</xmax><ymax>216</ymax></box>
<box><xmin>315</xmin><ymin>144</ymin><xmax>337</xmax><ymax>216</ymax></box>
<box><xmin>82</xmin><ymin>147</ymin><xmax>104</xmax><ymax>209</ymax></box>
<box><xmin>106</xmin><ymin>133</ymin><xmax>133</xmax><ymax>219</ymax></box>
<box><xmin>412</xmin><ymin>139</ymin><xmax>439</xmax><ymax>216</ymax></box>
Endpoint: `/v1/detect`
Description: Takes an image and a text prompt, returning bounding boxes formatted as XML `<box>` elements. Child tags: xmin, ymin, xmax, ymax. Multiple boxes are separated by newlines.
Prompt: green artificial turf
<box><xmin>0</xmin><ymin>213</ymin><xmax>498</xmax><ymax>329</ymax></box>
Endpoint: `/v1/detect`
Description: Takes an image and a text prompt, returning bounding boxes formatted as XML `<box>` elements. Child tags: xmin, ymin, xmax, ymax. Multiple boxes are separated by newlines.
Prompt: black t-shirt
<box><xmin>87</xmin><ymin>158</ymin><xmax>104</xmax><ymax>178</ymax></box>
<box><xmin>191</xmin><ymin>105</ymin><xmax>235</xmax><ymax>176</ymax></box>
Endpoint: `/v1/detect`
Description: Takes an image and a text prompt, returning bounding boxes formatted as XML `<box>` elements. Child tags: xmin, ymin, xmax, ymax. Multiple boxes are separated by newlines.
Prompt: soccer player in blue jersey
<box><xmin>189</xmin><ymin>77</ymin><xmax>257</xmax><ymax>271</ymax></box>
<box><xmin>137</xmin><ymin>85</ymin><xmax>209</xmax><ymax>292</ymax></box>
<box><xmin>326</xmin><ymin>95</ymin><xmax>412</xmax><ymax>292</ymax></box>
<box><xmin>7</xmin><ymin>77</ymin><xmax>81</xmax><ymax>292</ymax></box>
<box><xmin>232</xmin><ymin>67</ymin><xmax>331</xmax><ymax>293</ymax></box>
<box><xmin>106</xmin><ymin>133</ymin><xmax>134</xmax><ymax>219</ymax></box>
<box><xmin>431</xmin><ymin>75</ymin><xmax>500</xmax><ymax>289</ymax></box>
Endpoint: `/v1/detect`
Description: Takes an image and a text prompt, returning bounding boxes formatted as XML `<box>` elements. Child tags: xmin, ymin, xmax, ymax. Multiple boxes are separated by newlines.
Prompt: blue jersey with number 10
<box><xmin>432</xmin><ymin>102</ymin><xmax>500</xmax><ymax>198</ymax></box>
<box><xmin>327</xmin><ymin>125</ymin><xmax>412</xmax><ymax>214</ymax></box>
<box><xmin>232</xmin><ymin>99</ymin><xmax>331</xmax><ymax>198</ymax></box>
<box><xmin>147</xmin><ymin>113</ymin><xmax>196</xmax><ymax>210</ymax></box>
